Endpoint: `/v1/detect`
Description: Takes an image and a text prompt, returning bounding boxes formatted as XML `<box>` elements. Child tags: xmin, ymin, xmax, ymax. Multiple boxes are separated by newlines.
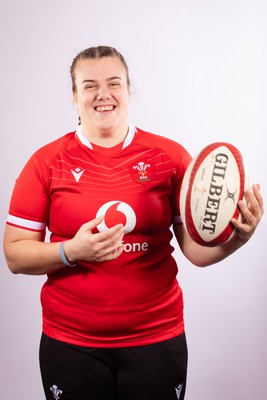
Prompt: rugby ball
<box><xmin>179</xmin><ymin>142</ymin><xmax>249</xmax><ymax>246</ymax></box>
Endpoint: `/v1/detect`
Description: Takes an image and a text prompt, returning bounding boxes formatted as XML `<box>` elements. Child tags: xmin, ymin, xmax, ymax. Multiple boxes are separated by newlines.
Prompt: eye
<box><xmin>84</xmin><ymin>83</ymin><xmax>98</xmax><ymax>90</ymax></box>
<box><xmin>109</xmin><ymin>81</ymin><xmax>120</xmax><ymax>88</ymax></box>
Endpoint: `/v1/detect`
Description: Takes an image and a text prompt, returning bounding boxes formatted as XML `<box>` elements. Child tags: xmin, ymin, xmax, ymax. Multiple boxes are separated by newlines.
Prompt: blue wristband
<box><xmin>60</xmin><ymin>242</ymin><xmax>78</xmax><ymax>267</ymax></box>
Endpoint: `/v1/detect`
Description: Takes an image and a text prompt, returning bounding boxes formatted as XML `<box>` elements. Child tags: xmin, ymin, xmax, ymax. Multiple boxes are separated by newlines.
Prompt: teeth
<box><xmin>95</xmin><ymin>105</ymin><xmax>114</xmax><ymax>112</ymax></box>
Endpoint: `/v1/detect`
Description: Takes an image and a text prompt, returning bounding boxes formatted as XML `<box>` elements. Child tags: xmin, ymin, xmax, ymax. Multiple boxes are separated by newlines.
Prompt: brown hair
<box><xmin>70</xmin><ymin>45</ymin><xmax>130</xmax><ymax>92</ymax></box>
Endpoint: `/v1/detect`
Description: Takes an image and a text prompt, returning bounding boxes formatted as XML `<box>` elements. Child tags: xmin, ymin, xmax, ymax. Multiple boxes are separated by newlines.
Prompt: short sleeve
<box><xmin>7</xmin><ymin>150</ymin><xmax>50</xmax><ymax>231</ymax></box>
<box><xmin>170</xmin><ymin>147</ymin><xmax>192</xmax><ymax>224</ymax></box>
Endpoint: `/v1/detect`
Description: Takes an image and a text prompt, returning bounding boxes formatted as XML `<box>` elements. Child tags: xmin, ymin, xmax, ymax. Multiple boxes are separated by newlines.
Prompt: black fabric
<box><xmin>39</xmin><ymin>333</ymin><xmax>188</xmax><ymax>400</ymax></box>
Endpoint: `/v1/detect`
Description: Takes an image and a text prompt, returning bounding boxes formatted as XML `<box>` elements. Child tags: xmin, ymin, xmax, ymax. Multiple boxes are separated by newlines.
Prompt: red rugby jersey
<box><xmin>7</xmin><ymin>126</ymin><xmax>192</xmax><ymax>347</ymax></box>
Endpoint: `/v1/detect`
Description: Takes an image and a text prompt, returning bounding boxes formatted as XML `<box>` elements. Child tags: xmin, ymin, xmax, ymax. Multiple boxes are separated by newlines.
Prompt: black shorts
<box><xmin>39</xmin><ymin>332</ymin><xmax>188</xmax><ymax>400</ymax></box>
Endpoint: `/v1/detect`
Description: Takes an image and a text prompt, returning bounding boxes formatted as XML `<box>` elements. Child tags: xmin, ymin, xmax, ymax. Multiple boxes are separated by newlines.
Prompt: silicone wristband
<box><xmin>60</xmin><ymin>242</ymin><xmax>78</xmax><ymax>267</ymax></box>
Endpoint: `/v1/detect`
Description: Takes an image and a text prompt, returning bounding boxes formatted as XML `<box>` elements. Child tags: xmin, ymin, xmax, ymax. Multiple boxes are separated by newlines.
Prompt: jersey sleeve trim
<box><xmin>7</xmin><ymin>214</ymin><xmax>46</xmax><ymax>231</ymax></box>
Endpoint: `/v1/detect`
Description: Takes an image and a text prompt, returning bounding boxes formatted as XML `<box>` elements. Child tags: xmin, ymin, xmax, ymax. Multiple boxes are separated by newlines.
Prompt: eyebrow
<box><xmin>81</xmin><ymin>76</ymin><xmax>122</xmax><ymax>84</ymax></box>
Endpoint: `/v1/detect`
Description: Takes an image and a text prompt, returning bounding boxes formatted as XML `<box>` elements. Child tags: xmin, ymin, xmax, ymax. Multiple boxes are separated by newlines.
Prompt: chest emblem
<box><xmin>131</xmin><ymin>161</ymin><xmax>153</xmax><ymax>183</ymax></box>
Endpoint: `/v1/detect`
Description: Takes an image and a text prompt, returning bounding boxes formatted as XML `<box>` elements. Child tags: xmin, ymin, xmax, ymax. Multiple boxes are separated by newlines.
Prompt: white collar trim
<box><xmin>75</xmin><ymin>124</ymin><xmax>136</xmax><ymax>150</ymax></box>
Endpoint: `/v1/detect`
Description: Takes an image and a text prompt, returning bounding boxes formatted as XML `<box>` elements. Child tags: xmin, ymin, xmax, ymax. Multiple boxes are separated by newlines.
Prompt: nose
<box><xmin>96</xmin><ymin>84</ymin><xmax>111</xmax><ymax>100</ymax></box>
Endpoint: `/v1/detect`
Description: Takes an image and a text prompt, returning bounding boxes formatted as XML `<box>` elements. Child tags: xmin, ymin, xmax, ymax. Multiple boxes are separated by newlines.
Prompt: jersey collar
<box><xmin>75</xmin><ymin>124</ymin><xmax>136</xmax><ymax>150</ymax></box>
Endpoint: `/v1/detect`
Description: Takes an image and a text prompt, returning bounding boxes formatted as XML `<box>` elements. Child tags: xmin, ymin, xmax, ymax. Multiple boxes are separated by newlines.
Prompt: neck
<box><xmin>81</xmin><ymin>123</ymin><xmax>128</xmax><ymax>148</ymax></box>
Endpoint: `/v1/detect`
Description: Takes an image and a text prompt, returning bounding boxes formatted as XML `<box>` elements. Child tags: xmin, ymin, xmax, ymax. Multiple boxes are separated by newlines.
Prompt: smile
<box><xmin>94</xmin><ymin>105</ymin><xmax>115</xmax><ymax>112</ymax></box>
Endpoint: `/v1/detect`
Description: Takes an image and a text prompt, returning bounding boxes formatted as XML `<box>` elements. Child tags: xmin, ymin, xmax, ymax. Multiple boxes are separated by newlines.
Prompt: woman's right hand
<box><xmin>64</xmin><ymin>216</ymin><xmax>125</xmax><ymax>264</ymax></box>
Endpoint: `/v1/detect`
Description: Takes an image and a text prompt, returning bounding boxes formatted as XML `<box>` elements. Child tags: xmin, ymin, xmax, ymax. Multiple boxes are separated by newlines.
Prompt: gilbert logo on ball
<box><xmin>179</xmin><ymin>142</ymin><xmax>249</xmax><ymax>246</ymax></box>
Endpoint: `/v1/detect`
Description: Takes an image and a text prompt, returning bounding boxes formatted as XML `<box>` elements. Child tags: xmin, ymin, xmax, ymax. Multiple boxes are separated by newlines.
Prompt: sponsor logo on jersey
<box><xmin>71</xmin><ymin>167</ymin><xmax>85</xmax><ymax>183</ymax></box>
<box><xmin>121</xmin><ymin>240</ymin><xmax>148</xmax><ymax>252</ymax></box>
<box><xmin>96</xmin><ymin>201</ymin><xmax>136</xmax><ymax>234</ymax></box>
<box><xmin>96</xmin><ymin>201</ymin><xmax>148</xmax><ymax>253</ymax></box>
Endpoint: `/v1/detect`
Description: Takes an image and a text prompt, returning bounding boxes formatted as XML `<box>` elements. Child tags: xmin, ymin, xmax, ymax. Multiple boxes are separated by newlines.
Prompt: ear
<box><xmin>72</xmin><ymin>91</ymin><xmax>78</xmax><ymax>108</ymax></box>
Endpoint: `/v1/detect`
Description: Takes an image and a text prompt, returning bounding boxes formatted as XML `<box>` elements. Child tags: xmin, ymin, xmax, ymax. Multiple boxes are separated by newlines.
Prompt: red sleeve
<box><xmin>7</xmin><ymin>149</ymin><xmax>51</xmax><ymax>231</ymax></box>
<box><xmin>170</xmin><ymin>147</ymin><xmax>192</xmax><ymax>224</ymax></box>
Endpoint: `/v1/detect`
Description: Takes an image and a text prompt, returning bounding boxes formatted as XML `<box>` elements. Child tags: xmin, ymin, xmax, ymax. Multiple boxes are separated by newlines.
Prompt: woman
<box><xmin>4</xmin><ymin>46</ymin><xmax>263</xmax><ymax>400</ymax></box>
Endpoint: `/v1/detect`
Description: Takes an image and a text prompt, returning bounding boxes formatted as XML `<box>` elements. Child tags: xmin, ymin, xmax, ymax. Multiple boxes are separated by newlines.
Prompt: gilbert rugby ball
<box><xmin>180</xmin><ymin>142</ymin><xmax>249</xmax><ymax>246</ymax></box>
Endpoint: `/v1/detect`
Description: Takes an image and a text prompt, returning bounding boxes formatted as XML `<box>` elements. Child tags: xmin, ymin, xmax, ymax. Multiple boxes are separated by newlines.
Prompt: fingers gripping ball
<box><xmin>179</xmin><ymin>142</ymin><xmax>250</xmax><ymax>246</ymax></box>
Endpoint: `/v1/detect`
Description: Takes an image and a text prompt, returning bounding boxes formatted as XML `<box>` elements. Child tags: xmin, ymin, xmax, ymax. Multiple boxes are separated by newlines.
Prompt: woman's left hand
<box><xmin>231</xmin><ymin>184</ymin><xmax>264</xmax><ymax>242</ymax></box>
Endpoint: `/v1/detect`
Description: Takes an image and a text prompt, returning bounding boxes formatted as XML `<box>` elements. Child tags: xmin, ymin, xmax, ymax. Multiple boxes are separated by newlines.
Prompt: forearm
<box><xmin>4</xmin><ymin>218</ymin><xmax>125</xmax><ymax>275</ymax></box>
<box><xmin>174</xmin><ymin>222</ymin><xmax>249</xmax><ymax>267</ymax></box>
<box><xmin>4</xmin><ymin>239</ymin><xmax>65</xmax><ymax>275</ymax></box>
<box><xmin>180</xmin><ymin>232</ymin><xmax>246</xmax><ymax>267</ymax></box>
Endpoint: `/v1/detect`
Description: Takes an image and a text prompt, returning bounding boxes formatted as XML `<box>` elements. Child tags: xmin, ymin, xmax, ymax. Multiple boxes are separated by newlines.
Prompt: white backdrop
<box><xmin>0</xmin><ymin>1</ymin><xmax>266</xmax><ymax>399</ymax></box>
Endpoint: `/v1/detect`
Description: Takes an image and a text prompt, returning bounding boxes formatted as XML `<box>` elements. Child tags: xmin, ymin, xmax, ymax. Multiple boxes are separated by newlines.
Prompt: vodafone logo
<box><xmin>95</xmin><ymin>201</ymin><xmax>148</xmax><ymax>253</ymax></box>
<box><xmin>96</xmin><ymin>201</ymin><xmax>136</xmax><ymax>234</ymax></box>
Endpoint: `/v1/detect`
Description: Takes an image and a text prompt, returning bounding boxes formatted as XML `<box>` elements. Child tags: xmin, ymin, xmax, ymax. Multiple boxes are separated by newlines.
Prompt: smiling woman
<box><xmin>71</xmin><ymin>46</ymin><xmax>131</xmax><ymax>147</ymax></box>
<box><xmin>3</xmin><ymin>45</ymin><xmax>263</xmax><ymax>400</ymax></box>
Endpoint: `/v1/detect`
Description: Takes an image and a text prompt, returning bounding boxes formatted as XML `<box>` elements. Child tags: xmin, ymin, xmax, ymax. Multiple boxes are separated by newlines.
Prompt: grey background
<box><xmin>1</xmin><ymin>1</ymin><xmax>266</xmax><ymax>399</ymax></box>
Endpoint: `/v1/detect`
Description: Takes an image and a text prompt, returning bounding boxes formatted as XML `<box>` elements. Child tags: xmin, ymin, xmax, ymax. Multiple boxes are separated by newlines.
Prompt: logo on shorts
<box><xmin>175</xmin><ymin>383</ymin><xmax>183</xmax><ymax>399</ymax></box>
<box><xmin>50</xmin><ymin>384</ymin><xmax>63</xmax><ymax>400</ymax></box>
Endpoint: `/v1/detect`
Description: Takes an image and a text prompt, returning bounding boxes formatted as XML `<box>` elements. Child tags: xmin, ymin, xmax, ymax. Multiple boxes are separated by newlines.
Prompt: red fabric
<box><xmin>7</xmin><ymin>127</ymin><xmax>191</xmax><ymax>347</ymax></box>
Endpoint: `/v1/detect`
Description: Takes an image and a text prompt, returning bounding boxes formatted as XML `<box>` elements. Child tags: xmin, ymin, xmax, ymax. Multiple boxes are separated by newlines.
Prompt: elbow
<box><xmin>5</xmin><ymin>257</ymin><xmax>21</xmax><ymax>274</ymax></box>
<box><xmin>182</xmin><ymin>250</ymin><xmax>213</xmax><ymax>267</ymax></box>
<box><xmin>191</xmin><ymin>260</ymin><xmax>211</xmax><ymax>268</ymax></box>
<box><xmin>187</xmin><ymin>254</ymin><xmax>221</xmax><ymax>268</ymax></box>
<box><xmin>187</xmin><ymin>257</ymin><xmax>210</xmax><ymax>268</ymax></box>
<box><xmin>3</xmin><ymin>247</ymin><xmax>21</xmax><ymax>274</ymax></box>
<box><xmin>9</xmin><ymin>268</ymin><xmax>20</xmax><ymax>275</ymax></box>
<box><xmin>3</xmin><ymin>239</ymin><xmax>23</xmax><ymax>274</ymax></box>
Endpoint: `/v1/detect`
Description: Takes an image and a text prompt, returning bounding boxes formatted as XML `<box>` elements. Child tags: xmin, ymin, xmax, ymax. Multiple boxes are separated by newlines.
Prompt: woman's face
<box><xmin>73</xmin><ymin>56</ymin><xmax>130</xmax><ymax>136</ymax></box>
